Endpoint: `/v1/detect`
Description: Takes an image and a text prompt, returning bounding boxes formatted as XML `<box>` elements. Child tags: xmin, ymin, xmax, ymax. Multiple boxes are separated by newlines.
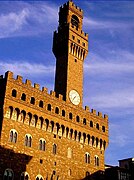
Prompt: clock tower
<box><xmin>53</xmin><ymin>0</ymin><xmax>88</xmax><ymax>107</ymax></box>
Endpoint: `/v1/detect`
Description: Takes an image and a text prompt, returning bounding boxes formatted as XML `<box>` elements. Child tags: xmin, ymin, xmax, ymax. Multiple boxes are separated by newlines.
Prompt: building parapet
<box><xmin>4</xmin><ymin>71</ymin><xmax>108</xmax><ymax>120</ymax></box>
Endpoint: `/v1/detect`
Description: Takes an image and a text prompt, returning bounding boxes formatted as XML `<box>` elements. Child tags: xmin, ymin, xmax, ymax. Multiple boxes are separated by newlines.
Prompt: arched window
<box><xmin>69</xmin><ymin>113</ymin><xmax>72</xmax><ymax>120</ymax></box>
<box><xmin>62</xmin><ymin>110</ymin><xmax>65</xmax><ymax>117</ymax></box>
<box><xmin>86</xmin><ymin>171</ymin><xmax>90</xmax><ymax>177</ymax></box>
<box><xmin>12</xmin><ymin>89</ymin><xmax>17</xmax><ymax>97</ymax></box>
<box><xmin>47</xmin><ymin>104</ymin><xmax>51</xmax><ymax>111</ymax></box>
<box><xmin>30</xmin><ymin>97</ymin><xmax>35</xmax><ymax>105</ymax></box>
<box><xmin>68</xmin><ymin>169</ymin><xmax>71</xmax><ymax>176</ymax></box>
<box><xmin>96</xmin><ymin>123</ymin><xmax>99</xmax><ymax>130</ymax></box>
<box><xmin>90</xmin><ymin>121</ymin><xmax>93</xmax><ymax>127</ymax></box>
<box><xmin>83</xmin><ymin>118</ymin><xmax>86</xmax><ymax>125</ymax></box>
<box><xmin>9</xmin><ymin>130</ymin><xmax>17</xmax><ymax>143</ymax></box>
<box><xmin>71</xmin><ymin>15</ymin><xmax>79</xmax><ymax>30</ymax></box>
<box><xmin>53</xmin><ymin>144</ymin><xmax>57</xmax><ymax>155</ymax></box>
<box><xmin>39</xmin><ymin>139</ymin><xmax>46</xmax><ymax>151</ymax></box>
<box><xmin>55</xmin><ymin>107</ymin><xmax>59</xmax><ymax>114</ymax></box>
<box><xmin>21</xmin><ymin>93</ymin><xmax>26</xmax><ymax>101</ymax></box>
<box><xmin>20</xmin><ymin>172</ymin><xmax>29</xmax><ymax>180</ymax></box>
<box><xmin>3</xmin><ymin>169</ymin><xmax>14</xmax><ymax>180</ymax></box>
<box><xmin>96</xmin><ymin>137</ymin><xmax>99</xmax><ymax>147</ymax></box>
<box><xmin>95</xmin><ymin>155</ymin><xmax>99</xmax><ymax>166</ymax></box>
<box><xmin>25</xmin><ymin>134</ymin><xmax>32</xmax><ymax>147</ymax></box>
<box><xmin>36</xmin><ymin>175</ymin><xmax>44</xmax><ymax>180</ymax></box>
<box><xmin>85</xmin><ymin>153</ymin><xmax>90</xmax><ymax>164</ymax></box>
<box><xmin>102</xmin><ymin>126</ymin><xmax>105</xmax><ymax>132</ymax></box>
<box><xmin>39</xmin><ymin>100</ymin><xmax>43</xmax><ymax>108</ymax></box>
<box><xmin>67</xmin><ymin>147</ymin><xmax>72</xmax><ymax>158</ymax></box>
<box><xmin>76</xmin><ymin>115</ymin><xmax>80</xmax><ymax>122</ymax></box>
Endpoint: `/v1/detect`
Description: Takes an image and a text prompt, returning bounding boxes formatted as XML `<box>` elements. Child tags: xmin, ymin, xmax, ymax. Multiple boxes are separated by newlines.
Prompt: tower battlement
<box><xmin>60</xmin><ymin>0</ymin><xmax>83</xmax><ymax>16</ymax></box>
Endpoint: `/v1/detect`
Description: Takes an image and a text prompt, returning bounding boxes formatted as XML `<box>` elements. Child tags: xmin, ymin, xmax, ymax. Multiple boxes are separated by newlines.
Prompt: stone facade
<box><xmin>0</xmin><ymin>1</ymin><xmax>109</xmax><ymax>180</ymax></box>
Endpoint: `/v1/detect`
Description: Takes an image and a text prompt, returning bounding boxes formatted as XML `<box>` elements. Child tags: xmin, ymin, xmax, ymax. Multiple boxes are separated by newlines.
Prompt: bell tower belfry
<box><xmin>53</xmin><ymin>0</ymin><xmax>88</xmax><ymax>107</ymax></box>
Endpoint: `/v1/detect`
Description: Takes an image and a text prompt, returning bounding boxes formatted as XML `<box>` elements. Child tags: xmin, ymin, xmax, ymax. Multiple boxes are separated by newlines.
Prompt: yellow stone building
<box><xmin>0</xmin><ymin>1</ymin><xmax>109</xmax><ymax>179</ymax></box>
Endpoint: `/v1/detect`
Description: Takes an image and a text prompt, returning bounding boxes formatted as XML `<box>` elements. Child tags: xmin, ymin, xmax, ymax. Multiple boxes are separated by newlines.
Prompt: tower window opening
<box><xmin>102</xmin><ymin>126</ymin><xmax>105</xmax><ymax>132</ymax></box>
<box><xmin>62</xmin><ymin>110</ymin><xmax>65</xmax><ymax>117</ymax></box>
<box><xmin>47</xmin><ymin>104</ymin><xmax>51</xmax><ymax>111</ymax></box>
<box><xmin>71</xmin><ymin>15</ymin><xmax>79</xmax><ymax>30</ymax></box>
<box><xmin>69</xmin><ymin>113</ymin><xmax>73</xmax><ymax>120</ymax></box>
<box><xmin>30</xmin><ymin>97</ymin><xmax>35</xmax><ymax>105</ymax></box>
<box><xmin>39</xmin><ymin>100</ymin><xmax>43</xmax><ymax>108</ymax></box>
<box><xmin>21</xmin><ymin>93</ymin><xmax>26</xmax><ymax>101</ymax></box>
<box><xmin>53</xmin><ymin>144</ymin><xmax>57</xmax><ymax>155</ymax></box>
<box><xmin>77</xmin><ymin>39</ymin><xmax>80</xmax><ymax>43</ymax></box>
<box><xmin>55</xmin><ymin>107</ymin><xmax>59</xmax><ymax>114</ymax></box>
<box><xmin>72</xmin><ymin>35</ymin><xmax>75</xmax><ymax>40</ymax></box>
<box><xmin>76</xmin><ymin>115</ymin><xmax>80</xmax><ymax>122</ymax></box>
<box><xmin>12</xmin><ymin>89</ymin><xmax>17</xmax><ymax>97</ymax></box>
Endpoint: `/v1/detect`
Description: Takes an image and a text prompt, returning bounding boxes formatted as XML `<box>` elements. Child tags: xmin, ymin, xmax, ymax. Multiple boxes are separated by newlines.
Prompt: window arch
<box><xmin>69</xmin><ymin>113</ymin><xmax>73</xmax><ymax>120</ymax></box>
<box><xmin>3</xmin><ymin>169</ymin><xmax>14</xmax><ymax>180</ymax></box>
<box><xmin>36</xmin><ymin>174</ymin><xmax>44</xmax><ymax>180</ymax></box>
<box><xmin>5</xmin><ymin>106</ymin><xmax>13</xmax><ymax>119</ymax></box>
<box><xmin>25</xmin><ymin>134</ymin><xmax>32</xmax><ymax>147</ymax></box>
<box><xmin>47</xmin><ymin>104</ymin><xmax>51</xmax><ymax>111</ymax></box>
<box><xmin>12</xmin><ymin>89</ymin><xmax>17</xmax><ymax>97</ymax></box>
<box><xmin>67</xmin><ymin>147</ymin><xmax>72</xmax><ymax>158</ymax></box>
<box><xmin>21</xmin><ymin>93</ymin><xmax>26</xmax><ymax>101</ymax></box>
<box><xmin>9</xmin><ymin>129</ymin><xmax>17</xmax><ymax>143</ymax></box>
<box><xmin>85</xmin><ymin>153</ymin><xmax>90</xmax><ymax>164</ymax></box>
<box><xmin>62</xmin><ymin>110</ymin><xmax>65</xmax><ymax>117</ymax></box>
<box><xmin>90</xmin><ymin>120</ymin><xmax>93</xmax><ymax>127</ymax></box>
<box><xmin>20</xmin><ymin>172</ymin><xmax>29</xmax><ymax>180</ymax></box>
<box><xmin>39</xmin><ymin>100</ymin><xmax>43</xmax><ymax>108</ymax></box>
<box><xmin>55</xmin><ymin>107</ymin><xmax>59</xmax><ymax>114</ymax></box>
<box><xmin>30</xmin><ymin>97</ymin><xmax>35</xmax><ymax>105</ymax></box>
<box><xmin>68</xmin><ymin>169</ymin><xmax>71</xmax><ymax>176</ymax></box>
<box><xmin>76</xmin><ymin>115</ymin><xmax>80</xmax><ymax>122</ymax></box>
<box><xmin>53</xmin><ymin>144</ymin><xmax>57</xmax><ymax>155</ymax></box>
<box><xmin>83</xmin><ymin>118</ymin><xmax>86</xmax><ymax>125</ymax></box>
<box><xmin>39</xmin><ymin>139</ymin><xmax>46</xmax><ymax>151</ymax></box>
<box><xmin>96</xmin><ymin>123</ymin><xmax>99</xmax><ymax>130</ymax></box>
<box><xmin>86</xmin><ymin>171</ymin><xmax>90</xmax><ymax>177</ymax></box>
<box><xmin>95</xmin><ymin>155</ymin><xmax>99</xmax><ymax>166</ymax></box>
<box><xmin>102</xmin><ymin>126</ymin><xmax>105</xmax><ymax>132</ymax></box>
<box><xmin>71</xmin><ymin>15</ymin><xmax>79</xmax><ymax>30</ymax></box>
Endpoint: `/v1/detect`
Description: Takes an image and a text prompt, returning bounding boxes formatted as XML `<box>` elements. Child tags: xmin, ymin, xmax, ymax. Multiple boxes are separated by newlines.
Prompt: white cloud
<box><xmin>84</xmin><ymin>51</ymin><xmax>134</xmax><ymax>75</ymax></box>
<box><xmin>0</xmin><ymin>9</ymin><xmax>29</xmax><ymax>38</ymax></box>
<box><xmin>87</xmin><ymin>87</ymin><xmax>134</xmax><ymax>109</ymax></box>
<box><xmin>0</xmin><ymin>2</ymin><xmax>58</xmax><ymax>38</ymax></box>
<box><xmin>0</xmin><ymin>61</ymin><xmax>54</xmax><ymax>76</ymax></box>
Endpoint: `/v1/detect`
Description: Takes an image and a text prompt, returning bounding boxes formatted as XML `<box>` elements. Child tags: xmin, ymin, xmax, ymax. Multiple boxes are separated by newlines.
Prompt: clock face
<box><xmin>69</xmin><ymin>90</ymin><xmax>80</xmax><ymax>105</ymax></box>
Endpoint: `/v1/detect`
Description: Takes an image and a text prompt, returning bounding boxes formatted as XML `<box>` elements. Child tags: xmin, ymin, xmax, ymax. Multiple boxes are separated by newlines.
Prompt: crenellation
<box><xmin>34</xmin><ymin>83</ymin><xmax>40</xmax><ymax>90</ymax></box>
<box><xmin>50</xmin><ymin>90</ymin><xmax>56</xmax><ymax>97</ymax></box>
<box><xmin>16</xmin><ymin>75</ymin><xmax>23</xmax><ymax>83</ymax></box>
<box><xmin>104</xmin><ymin>114</ymin><xmax>108</xmax><ymax>120</ymax></box>
<box><xmin>91</xmin><ymin>109</ymin><xmax>96</xmax><ymax>115</ymax></box>
<box><xmin>25</xmin><ymin>79</ymin><xmax>32</xmax><ymax>86</ymax></box>
<box><xmin>85</xmin><ymin>106</ymin><xmax>90</xmax><ymax>111</ymax></box>
<box><xmin>42</xmin><ymin>87</ymin><xmax>48</xmax><ymax>93</ymax></box>
<box><xmin>5</xmin><ymin>71</ymin><xmax>13</xmax><ymax>80</ymax></box>
<box><xmin>98</xmin><ymin>112</ymin><xmax>102</xmax><ymax>118</ymax></box>
<box><xmin>58</xmin><ymin>94</ymin><xmax>63</xmax><ymax>101</ymax></box>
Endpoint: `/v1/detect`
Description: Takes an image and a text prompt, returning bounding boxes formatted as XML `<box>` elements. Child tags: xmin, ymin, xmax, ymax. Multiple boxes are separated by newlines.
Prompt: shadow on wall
<box><xmin>83</xmin><ymin>170</ymin><xmax>105</xmax><ymax>180</ymax></box>
<box><xmin>0</xmin><ymin>145</ymin><xmax>32</xmax><ymax>179</ymax></box>
<box><xmin>0</xmin><ymin>75</ymin><xmax>6</xmax><ymax>138</ymax></box>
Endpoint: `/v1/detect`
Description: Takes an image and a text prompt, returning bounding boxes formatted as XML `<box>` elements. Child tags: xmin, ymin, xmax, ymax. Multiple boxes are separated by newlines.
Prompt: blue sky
<box><xmin>0</xmin><ymin>0</ymin><xmax>134</xmax><ymax>165</ymax></box>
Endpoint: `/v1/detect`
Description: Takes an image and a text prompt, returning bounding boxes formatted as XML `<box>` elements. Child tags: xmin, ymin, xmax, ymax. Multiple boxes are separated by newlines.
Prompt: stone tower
<box><xmin>53</xmin><ymin>0</ymin><xmax>88</xmax><ymax>107</ymax></box>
